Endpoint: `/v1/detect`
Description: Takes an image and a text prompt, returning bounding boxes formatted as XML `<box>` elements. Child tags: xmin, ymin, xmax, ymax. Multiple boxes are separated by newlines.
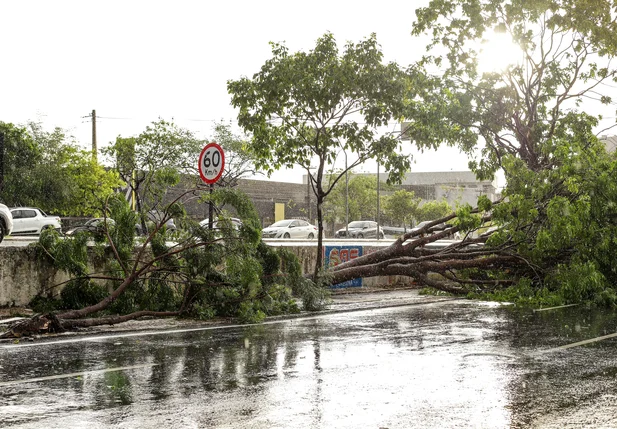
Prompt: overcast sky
<box><xmin>1</xmin><ymin>0</ymin><xmax>479</xmax><ymax>183</ymax></box>
<box><xmin>7</xmin><ymin>0</ymin><xmax>612</xmax><ymax>187</ymax></box>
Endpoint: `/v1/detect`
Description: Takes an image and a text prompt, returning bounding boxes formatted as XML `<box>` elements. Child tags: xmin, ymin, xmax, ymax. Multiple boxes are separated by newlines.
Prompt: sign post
<box><xmin>198</xmin><ymin>143</ymin><xmax>225</xmax><ymax>229</ymax></box>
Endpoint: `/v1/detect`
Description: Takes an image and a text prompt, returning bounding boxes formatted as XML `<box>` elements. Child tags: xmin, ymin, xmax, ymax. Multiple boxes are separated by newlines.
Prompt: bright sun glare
<box><xmin>476</xmin><ymin>32</ymin><xmax>522</xmax><ymax>74</ymax></box>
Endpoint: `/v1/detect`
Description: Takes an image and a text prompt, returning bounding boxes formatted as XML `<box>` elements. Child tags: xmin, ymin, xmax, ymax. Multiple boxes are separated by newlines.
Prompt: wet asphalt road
<box><xmin>2</xmin><ymin>298</ymin><xmax>617</xmax><ymax>428</ymax></box>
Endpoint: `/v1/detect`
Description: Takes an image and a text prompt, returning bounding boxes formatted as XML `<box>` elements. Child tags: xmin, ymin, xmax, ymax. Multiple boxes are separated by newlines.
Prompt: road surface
<box><xmin>1</xmin><ymin>294</ymin><xmax>617</xmax><ymax>428</ymax></box>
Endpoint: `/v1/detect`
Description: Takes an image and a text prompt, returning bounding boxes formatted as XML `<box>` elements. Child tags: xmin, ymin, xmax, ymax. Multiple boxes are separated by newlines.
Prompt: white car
<box><xmin>0</xmin><ymin>203</ymin><xmax>13</xmax><ymax>242</ymax></box>
<box><xmin>199</xmin><ymin>217</ymin><xmax>242</xmax><ymax>231</ymax></box>
<box><xmin>10</xmin><ymin>207</ymin><xmax>62</xmax><ymax>235</ymax></box>
<box><xmin>262</xmin><ymin>219</ymin><xmax>318</xmax><ymax>239</ymax></box>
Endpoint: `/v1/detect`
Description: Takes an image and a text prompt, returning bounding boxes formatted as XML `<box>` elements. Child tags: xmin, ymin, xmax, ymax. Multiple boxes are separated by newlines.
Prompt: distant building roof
<box><xmin>399</xmin><ymin>171</ymin><xmax>486</xmax><ymax>186</ymax></box>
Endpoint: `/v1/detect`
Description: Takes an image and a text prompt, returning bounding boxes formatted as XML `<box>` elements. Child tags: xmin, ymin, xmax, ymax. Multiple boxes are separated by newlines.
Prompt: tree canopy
<box><xmin>228</xmin><ymin>32</ymin><xmax>412</xmax><ymax>276</ymax></box>
<box><xmin>0</xmin><ymin>121</ymin><xmax>122</xmax><ymax>216</ymax></box>
<box><xmin>103</xmin><ymin>119</ymin><xmax>203</xmax><ymax>216</ymax></box>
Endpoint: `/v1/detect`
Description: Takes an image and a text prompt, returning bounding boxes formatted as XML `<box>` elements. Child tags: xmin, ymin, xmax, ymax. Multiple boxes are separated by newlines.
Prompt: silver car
<box><xmin>335</xmin><ymin>221</ymin><xmax>384</xmax><ymax>239</ymax></box>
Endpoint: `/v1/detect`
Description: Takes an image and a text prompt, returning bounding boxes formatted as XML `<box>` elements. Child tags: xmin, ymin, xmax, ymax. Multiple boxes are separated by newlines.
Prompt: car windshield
<box><xmin>270</xmin><ymin>220</ymin><xmax>293</xmax><ymax>228</ymax></box>
<box><xmin>348</xmin><ymin>221</ymin><xmax>366</xmax><ymax>228</ymax></box>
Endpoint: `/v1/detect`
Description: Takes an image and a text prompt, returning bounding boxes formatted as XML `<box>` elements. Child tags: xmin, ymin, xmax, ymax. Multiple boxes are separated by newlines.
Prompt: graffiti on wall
<box><xmin>323</xmin><ymin>246</ymin><xmax>363</xmax><ymax>288</ymax></box>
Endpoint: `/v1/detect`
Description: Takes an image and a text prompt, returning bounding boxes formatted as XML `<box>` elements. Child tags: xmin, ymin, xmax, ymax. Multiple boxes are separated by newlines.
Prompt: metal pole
<box><xmin>345</xmin><ymin>151</ymin><xmax>349</xmax><ymax>237</ymax></box>
<box><xmin>307</xmin><ymin>173</ymin><xmax>311</xmax><ymax>221</ymax></box>
<box><xmin>91</xmin><ymin>109</ymin><xmax>97</xmax><ymax>161</ymax></box>
<box><xmin>377</xmin><ymin>162</ymin><xmax>380</xmax><ymax>240</ymax></box>
<box><xmin>208</xmin><ymin>183</ymin><xmax>214</xmax><ymax>229</ymax></box>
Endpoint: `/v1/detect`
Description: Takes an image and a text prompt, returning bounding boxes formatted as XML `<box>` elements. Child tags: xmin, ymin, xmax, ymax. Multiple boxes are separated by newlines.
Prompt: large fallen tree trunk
<box><xmin>320</xmin><ymin>206</ymin><xmax>542</xmax><ymax>294</ymax></box>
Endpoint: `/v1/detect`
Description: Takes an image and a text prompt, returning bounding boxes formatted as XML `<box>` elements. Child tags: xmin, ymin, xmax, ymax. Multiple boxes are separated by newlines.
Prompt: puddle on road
<box><xmin>1</xmin><ymin>303</ymin><xmax>617</xmax><ymax>428</ymax></box>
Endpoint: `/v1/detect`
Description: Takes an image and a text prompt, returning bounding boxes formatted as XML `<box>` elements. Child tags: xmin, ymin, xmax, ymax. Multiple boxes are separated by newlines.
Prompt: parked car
<box><xmin>135</xmin><ymin>210</ymin><xmax>177</xmax><ymax>235</ymax></box>
<box><xmin>262</xmin><ymin>219</ymin><xmax>318</xmax><ymax>239</ymax></box>
<box><xmin>65</xmin><ymin>218</ymin><xmax>115</xmax><ymax>236</ymax></box>
<box><xmin>0</xmin><ymin>203</ymin><xmax>14</xmax><ymax>243</ymax></box>
<box><xmin>200</xmin><ymin>217</ymin><xmax>243</xmax><ymax>231</ymax></box>
<box><xmin>335</xmin><ymin>221</ymin><xmax>384</xmax><ymax>239</ymax></box>
<box><xmin>10</xmin><ymin>207</ymin><xmax>61</xmax><ymax>235</ymax></box>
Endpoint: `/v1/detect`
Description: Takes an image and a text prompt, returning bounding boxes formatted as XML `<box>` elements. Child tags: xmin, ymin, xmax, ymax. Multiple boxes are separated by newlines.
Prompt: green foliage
<box><xmin>416</xmin><ymin>200</ymin><xmax>452</xmax><ymax>223</ymax></box>
<box><xmin>382</xmin><ymin>189</ymin><xmax>421</xmax><ymax>227</ymax></box>
<box><xmin>60</xmin><ymin>279</ymin><xmax>109</xmax><ymax>310</ymax></box>
<box><xmin>453</xmin><ymin>204</ymin><xmax>482</xmax><ymax>232</ymax></box>
<box><xmin>477</xmin><ymin>195</ymin><xmax>492</xmax><ymax>212</ymax></box>
<box><xmin>547</xmin><ymin>262</ymin><xmax>609</xmax><ymax>305</ymax></box>
<box><xmin>323</xmin><ymin>174</ymin><xmax>392</xmax><ymax>223</ymax></box>
<box><xmin>228</xmin><ymin>33</ymin><xmax>411</xmax><ymax>180</ymax></box>
<box><xmin>0</xmin><ymin>121</ymin><xmax>122</xmax><ymax>215</ymax></box>
<box><xmin>29</xmin><ymin>295</ymin><xmax>63</xmax><ymax>314</ymax></box>
<box><xmin>277</xmin><ymin>247</ymin><xmax>330</xmax><ymax>311</ymax></box>
<box><xmin>41</xmin><ymin>188</ymin><xmax>309</xmax><ymax>324</ymax></box>
<box><xmin>475</xmin><ymin>278</ymin><xmax>566</xmax><ymax>308</ymax></box>
<box><xmin>103</xmin><ymin>119</ymin><xmax>203</xmax><ymax>216</ymax></box>
<box><xmin>398</xmin><ymin>0</ymin><xmax>617</xmax><ymax>306</ymax></box>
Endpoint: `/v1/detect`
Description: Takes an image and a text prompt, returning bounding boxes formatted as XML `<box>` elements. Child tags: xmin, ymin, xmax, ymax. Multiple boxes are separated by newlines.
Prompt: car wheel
<box><xmin>0</xmin><ymin>221</ymin><xmax>5</xmax><ymax>243</ymax></box>
<box><xmin>308</xmin><ymin>233</ymin><xmax>314</xmax><ymax>239</ymax></box>
<box><xmin>357</xmin><ymin>233</ymin><xmax>364</xmax><ymax>239</ymax></box>
<box><xmin>283</xmin><ymin>232</ymin><xmax>290</xmax><ymax>238</ymax></box>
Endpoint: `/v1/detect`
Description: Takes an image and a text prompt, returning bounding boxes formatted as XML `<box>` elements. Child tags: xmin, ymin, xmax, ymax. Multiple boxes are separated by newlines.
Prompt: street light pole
<box><xmin>377</xmin><ymin>162</ymin><xmax>380</xmax><ymax>240</ymax></box>
<box><xmin>345</xmin><ymin>151</ymin><xmax>349</xmax><ymax>237</ymax></box>
<box><xmin>307</xmin><ymin>173</ymin><xmax>311</xmax><ymax>221</ymax></box>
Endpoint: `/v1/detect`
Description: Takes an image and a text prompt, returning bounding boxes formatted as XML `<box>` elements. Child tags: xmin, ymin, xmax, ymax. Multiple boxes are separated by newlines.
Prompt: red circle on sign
<box><xmin>198</xmin><ymin>142</ymin><xmax>225</xmax><ymax>184</ymax></box>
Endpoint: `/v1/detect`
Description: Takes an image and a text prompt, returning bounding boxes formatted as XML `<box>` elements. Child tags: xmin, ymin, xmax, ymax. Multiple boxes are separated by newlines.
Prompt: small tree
<box><xmin>228</xmin><ymin>32</ymin><xmax>412</xmax><ymax>278</ymax></box>
<box><xmin>103</xmin><ymin>119</ymin><xmax>202</xmax><ymax>229</ymax></box>
<box><xmin>383</xmin><ymin>189</ymin><xmax>421</xmax><ymax>228</ymax></box>
<box><xmin>209</xmin><ymin>121</ymin><xmax>260</xmax><ymax>188</ymax></box>
<box><xmin>416</xmin><ymin>200</ymin><xmax>452</xmax><ymax>224</ymax></box>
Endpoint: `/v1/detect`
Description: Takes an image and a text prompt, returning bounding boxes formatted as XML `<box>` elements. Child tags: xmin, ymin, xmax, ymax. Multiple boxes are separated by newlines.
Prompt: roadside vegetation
<box><xmin>0</xmin><ymin>123</ymin><xmax>329</xmax><ymax>339</ymax></box>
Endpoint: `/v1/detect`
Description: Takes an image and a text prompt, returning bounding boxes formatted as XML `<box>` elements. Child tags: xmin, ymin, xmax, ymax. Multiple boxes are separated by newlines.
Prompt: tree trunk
<box><xmin>314</xmin><ymin>192</ymin><xmax>325</xmax><ymax>279</ymax></box>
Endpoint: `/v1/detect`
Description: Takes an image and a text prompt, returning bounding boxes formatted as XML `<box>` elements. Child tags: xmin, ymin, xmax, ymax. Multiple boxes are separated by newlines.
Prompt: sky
<box><xmin>3</xmin><ymin>1</ymin><xmax>614</xmax><ymax>187</ymax></box>
<box><xmin>2</xmin><ymin>0</ymin><xmax>479</xmax><ymax>183</ymax></box>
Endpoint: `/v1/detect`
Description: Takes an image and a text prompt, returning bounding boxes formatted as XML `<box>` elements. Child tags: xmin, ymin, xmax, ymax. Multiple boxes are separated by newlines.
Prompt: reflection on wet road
<box><xmin>2</xmin><ymin>300</ymin><xmax>617</xmax><ymax>428</ymax></box>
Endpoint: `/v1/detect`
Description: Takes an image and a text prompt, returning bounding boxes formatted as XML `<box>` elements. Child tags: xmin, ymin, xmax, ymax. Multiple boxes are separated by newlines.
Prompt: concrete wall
<box><xmin>0</xmin><ymin>246</ymin><xmax>70</xmax><ymax>306</ymax></box>
<box><xmin>0</xmin><ymin>242</ymin><xmax>411</xmax><ymax>307</ymax></box>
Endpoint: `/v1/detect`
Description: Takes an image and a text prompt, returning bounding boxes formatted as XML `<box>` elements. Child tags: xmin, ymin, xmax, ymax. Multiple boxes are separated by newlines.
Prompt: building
<box><xmin>362</xmin><ymin>170</ymin><xmax>498</xmax><ymax>207</ymax></box>
<box><xmin>168</xmin><ymin>170</ymin><xmax>496</xmax><ymax>231</ymax></box>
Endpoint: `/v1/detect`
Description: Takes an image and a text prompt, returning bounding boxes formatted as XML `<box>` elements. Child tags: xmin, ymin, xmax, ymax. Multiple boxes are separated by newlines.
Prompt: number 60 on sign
<box><xmin>198</xmin><ymin>142</ymin><xmax>225</xmax><ymax>184</ymax></box>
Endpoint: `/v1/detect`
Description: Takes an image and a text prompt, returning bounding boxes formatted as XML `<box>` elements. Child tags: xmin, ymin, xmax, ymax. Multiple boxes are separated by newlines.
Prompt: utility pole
<box><xmin>91</xmin><ymin>109</ymin><xmax>97</xmax><ymax>160</ymax></box>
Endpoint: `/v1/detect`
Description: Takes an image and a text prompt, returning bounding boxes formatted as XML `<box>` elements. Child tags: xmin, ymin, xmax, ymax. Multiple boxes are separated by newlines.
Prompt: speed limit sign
<box><xmin>198</xmin><ymin>142</ymin><xmax>225</xmax><ymax>184</ymax></box>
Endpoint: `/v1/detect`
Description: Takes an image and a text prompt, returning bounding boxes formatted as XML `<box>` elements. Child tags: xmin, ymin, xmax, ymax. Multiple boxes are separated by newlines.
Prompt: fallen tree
<box><xmin>315</xmin><ymin>0</ymin><xmax>617</xmax><ymax>304</ymax></box>
<box><xmin>1</xmin><ymin>189</ymin><xmax>325</xmax><ymax>339</ymax></box>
